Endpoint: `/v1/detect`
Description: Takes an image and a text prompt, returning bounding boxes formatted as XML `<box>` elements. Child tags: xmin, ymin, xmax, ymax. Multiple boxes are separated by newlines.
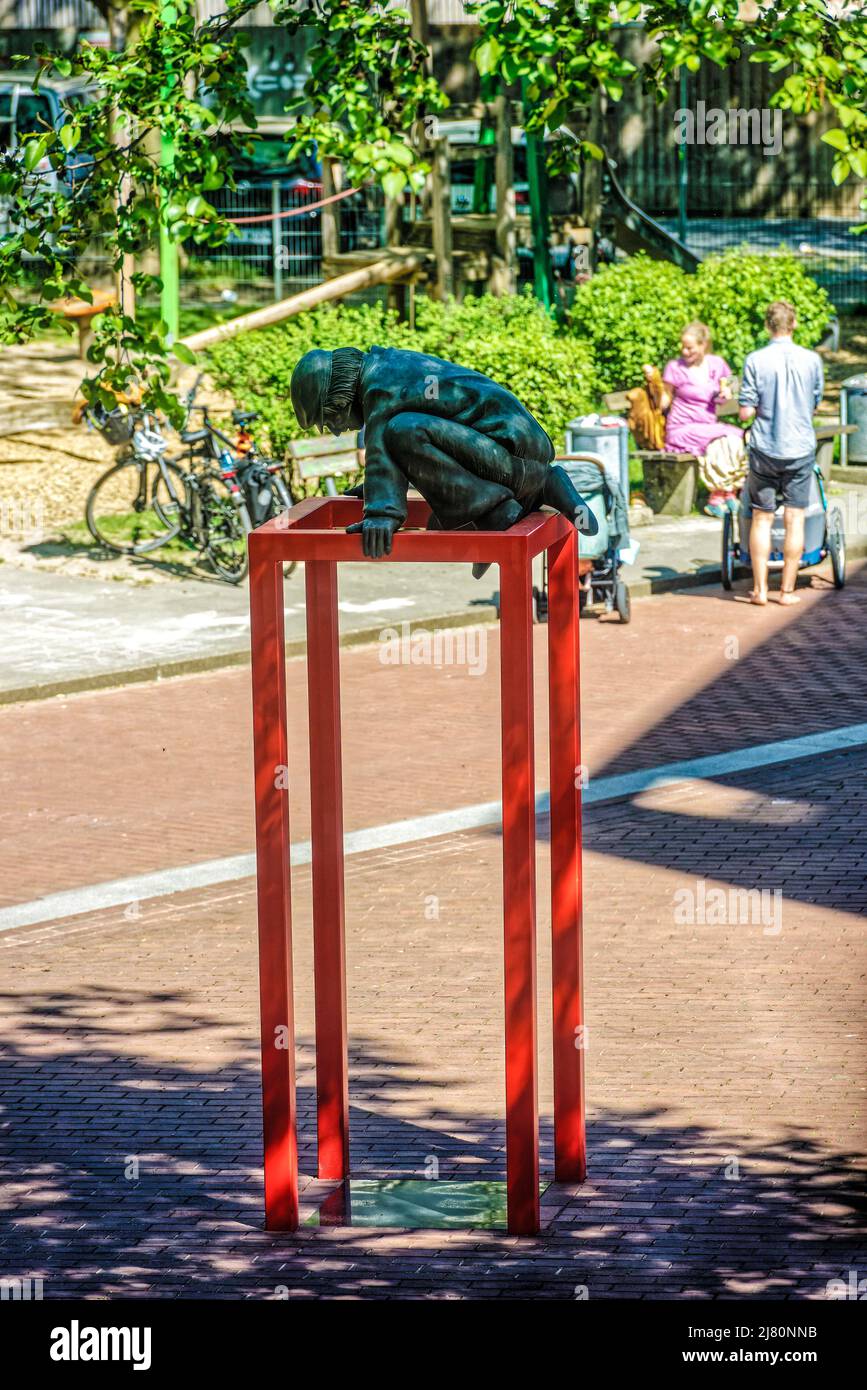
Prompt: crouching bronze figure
<box><xmin>290</xmin><ymin>345</ymin><xmax>597</xmax><ymax>575</ymax></box>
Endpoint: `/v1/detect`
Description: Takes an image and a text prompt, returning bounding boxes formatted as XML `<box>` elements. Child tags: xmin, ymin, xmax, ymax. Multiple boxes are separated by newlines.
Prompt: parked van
<box><xmin>0</xmin><ymin>73</ymin><xmax>93</xmax><ymax>233</ymax></box>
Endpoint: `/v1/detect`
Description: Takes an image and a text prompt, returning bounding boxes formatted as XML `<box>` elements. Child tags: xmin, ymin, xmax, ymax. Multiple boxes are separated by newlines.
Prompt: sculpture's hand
<box><xmin>346</xmin><ymin>516</ymin><xmax>400</xmax><ymax>558</ymax></box>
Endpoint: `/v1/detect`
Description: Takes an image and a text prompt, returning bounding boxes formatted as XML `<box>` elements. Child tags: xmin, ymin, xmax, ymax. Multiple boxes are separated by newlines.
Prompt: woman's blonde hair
<box><xmin>681</xmin><ymin>321</ymin><xmax>713</xmax><ymax>349</ymax></box>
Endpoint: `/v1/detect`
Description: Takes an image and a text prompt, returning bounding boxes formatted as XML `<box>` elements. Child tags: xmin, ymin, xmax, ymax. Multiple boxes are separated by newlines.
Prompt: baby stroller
<box><xmin>721</xmin><ymin>464</ymin><xmax>846</xmax><ymax>592</ymax></box>
<box><xmin>533</xmin><ymin>452</ymin><xmax>633</xmax><ymax>624</ymax></box>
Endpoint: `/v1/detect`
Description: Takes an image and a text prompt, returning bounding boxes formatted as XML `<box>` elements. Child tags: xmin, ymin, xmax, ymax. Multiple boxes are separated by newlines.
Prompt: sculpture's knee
<box><xmin>383</xmin><ymin>412</ymin><xmax>424</xmax><ymax>459</ymax></box>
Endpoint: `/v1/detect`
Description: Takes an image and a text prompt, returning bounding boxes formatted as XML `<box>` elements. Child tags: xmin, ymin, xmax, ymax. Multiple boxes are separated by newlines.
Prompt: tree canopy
<box><xmin>0</xmin><ymin>0</ymin><xmax>863</xmax><ymax>415</ymax></box>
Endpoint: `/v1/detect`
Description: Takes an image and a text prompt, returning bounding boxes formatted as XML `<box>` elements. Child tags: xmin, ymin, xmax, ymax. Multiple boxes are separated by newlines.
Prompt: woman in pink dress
<box><xmin>653</xmin><ymin>322</ymin><xmax>746</xmax><ymax>517</ymax></box>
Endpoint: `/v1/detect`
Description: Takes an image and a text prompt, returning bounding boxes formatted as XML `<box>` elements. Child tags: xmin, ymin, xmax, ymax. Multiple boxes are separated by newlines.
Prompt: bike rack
<box><xmin>248</xmin><ymin>496</ymin><xmax>586</xmax><ymax>1235</ymax></box>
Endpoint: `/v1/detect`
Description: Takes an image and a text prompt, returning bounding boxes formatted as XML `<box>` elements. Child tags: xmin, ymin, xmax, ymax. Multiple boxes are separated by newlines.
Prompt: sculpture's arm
<box><xmin>345</xmin><ymin>410</ymin><xmax>408</xmax><ymax>558</ymax></box>
<box><xmin>358</xmin><ymin>413</ymin><xmax>408</xmax><ymax>524</ymax></box>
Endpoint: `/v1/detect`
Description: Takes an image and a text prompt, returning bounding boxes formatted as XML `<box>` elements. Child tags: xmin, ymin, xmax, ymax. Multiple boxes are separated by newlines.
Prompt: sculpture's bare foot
<box><xmin>542</xmin><ymin>464</ymin><xmax>599</xmax><ymax>537</ymax></box>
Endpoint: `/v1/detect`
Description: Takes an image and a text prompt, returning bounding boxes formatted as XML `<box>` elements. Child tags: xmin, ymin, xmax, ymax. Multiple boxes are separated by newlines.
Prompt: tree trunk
<box><xmin>106</xmin><ymin>4</ymin><xmax>136</xmax><ymax>320</ymax></box>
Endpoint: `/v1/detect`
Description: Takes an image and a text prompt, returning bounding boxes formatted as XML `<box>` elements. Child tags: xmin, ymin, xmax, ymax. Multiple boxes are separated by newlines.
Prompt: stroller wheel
<box><xmin>827</xmin><ymin>506</ymin><xmax>846</xmax><ymax>589</ymax></box>
<box><xmin>615</xmin><ymin>578</ymin><xmax>631</xmax><ymax>624</ymax></box>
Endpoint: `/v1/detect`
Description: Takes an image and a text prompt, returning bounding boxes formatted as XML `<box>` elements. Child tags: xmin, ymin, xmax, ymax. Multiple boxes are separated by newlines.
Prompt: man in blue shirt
<box><xmin>738</xmin><ymin>300</ymin><xmax>824</xmax><ymax>606</ymax></box>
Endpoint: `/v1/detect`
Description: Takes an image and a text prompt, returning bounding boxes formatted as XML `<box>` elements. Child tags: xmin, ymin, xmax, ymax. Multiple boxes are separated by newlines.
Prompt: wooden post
<box><xmin>494</xmin><ymin>93</ymin><xmax>516</xmax><ymax>295</ymax></box>
<box><xmin>430</xmin><ymin>137</ymin><xmax>453</xmax><ymax>300</ymax></box>
<box><xmin>580</xmin><ymin>97</ymin><xmax>605</xmax><ymax>269</ymax></box>
<box><xmin>385</xmin><ymin>194</ymin><xmax>407</xmax><ymax>317</ymax></box>
<box><xmin>409</xmin><ymin>0</ymin><xmax>451</xmax><ymax>301</ymax></box>
<box><xmin>321</xmin><ymin>158</ymin><xmax>343</xmax><ymax>267</ymax></box>
<box><xmin>271</xmin><ymin>179</ymin><xmax>283</xmax><ymax>304</ymax></box>
<box><xmin>107</xmin><ymin>5</ymin><xmax>136</xmax><ymax>321</ymax></box>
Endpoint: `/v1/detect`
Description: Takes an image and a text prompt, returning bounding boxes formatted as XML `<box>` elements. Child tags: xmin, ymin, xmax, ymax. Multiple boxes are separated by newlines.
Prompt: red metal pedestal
<box><xmin>249</xmin><ymin>497</ymin><xmax>585</xmax><ymax>1236</ymax></box>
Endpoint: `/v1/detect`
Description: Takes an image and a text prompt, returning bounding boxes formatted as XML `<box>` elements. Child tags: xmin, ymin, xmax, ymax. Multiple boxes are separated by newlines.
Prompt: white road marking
<box><xmin>2</xmin><ymin>720</ymin><xmax>866</xmax><ymax>934</ymax></box>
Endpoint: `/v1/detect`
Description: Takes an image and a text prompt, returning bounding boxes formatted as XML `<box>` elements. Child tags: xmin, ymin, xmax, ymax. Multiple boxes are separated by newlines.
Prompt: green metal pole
<box><xmin>521</xmin><ymin>83</ymin><xmax>554</xmax><ymax>311</ymax></box>
<box><xmin>160</xmin><ymin>1</ymin><xmax>180</xmax><ymax>343</ymax></box>
<box><xmin>473</xmin><ymin>74</ymin><xmax>497</xmax><ymax>215</ymax></box>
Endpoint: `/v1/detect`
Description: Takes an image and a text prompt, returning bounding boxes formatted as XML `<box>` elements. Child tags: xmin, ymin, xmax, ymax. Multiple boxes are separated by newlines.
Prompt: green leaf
<box><xmin>59</xmin><ymin>124</ymin><xmax>80</xmax><ymax>153</ymax></box>
<box><xmin>474</xmin><ymin>36</ymin><xmax>503</xmax><ymax>77</ymax></box>
<box><xmin>386</xmin><ymin>141</ymin><xmax>413</xmax><ymax>168</ymax></box>
<box><xmin>173</xmin><ymin>342</ymin><xmax>197</xmax><ymax>364</ymax></box>
<box><xmin>381</xmin><ymin>168</ymin><xmax>406</xmax><ymax>200</ymax></box>
<box><xmin>831</xmin><ymin>155</ymin><xmax>851</xmax><ymax>185</ymax></box>
<box><xmin>23</xmin><ymin>133</ymin><xmax>53</xmax><ymax>171</ymax></box>
<box><xmin>849</xmin><ymin>149</ymin><xmax>867</xmax><ymax>179</ymax></box>
<box><xmin>821</xmin><ymin>129</ymin><xmax>850</xmax><ymax>152</ymax></box>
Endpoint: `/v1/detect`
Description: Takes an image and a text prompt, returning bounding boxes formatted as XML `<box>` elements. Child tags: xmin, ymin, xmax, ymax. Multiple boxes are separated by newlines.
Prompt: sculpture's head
<box><xmin>290</xmin><ymin>347</ymin><xmax>365</xmax><ymax>436</ymax></box>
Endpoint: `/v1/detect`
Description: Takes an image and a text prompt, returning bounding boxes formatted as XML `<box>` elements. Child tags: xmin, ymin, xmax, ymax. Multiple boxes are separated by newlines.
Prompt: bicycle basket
<box><xmin>87</xmin><ymin>401</ymin><xmax>136</xmax><ymax>446</ymax></box>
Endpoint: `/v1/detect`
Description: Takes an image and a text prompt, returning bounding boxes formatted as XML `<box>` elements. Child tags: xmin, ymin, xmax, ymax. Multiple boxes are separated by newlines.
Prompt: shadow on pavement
<box><xmin>0</xmin><ymin>985</ymin><xmax>863</xmax><ymax>1299</ymax></box>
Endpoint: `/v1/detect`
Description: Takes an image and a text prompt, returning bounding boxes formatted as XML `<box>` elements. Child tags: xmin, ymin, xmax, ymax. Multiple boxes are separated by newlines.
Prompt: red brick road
<box><xmin>2</xmin><ymin>562</ymin><xmax>866</xmax><ymax>906</ymax></box>
<box><xmin>0</xmin><ymin>566</ymin><xmax>865</xmax><ymax>1298</ymax></box>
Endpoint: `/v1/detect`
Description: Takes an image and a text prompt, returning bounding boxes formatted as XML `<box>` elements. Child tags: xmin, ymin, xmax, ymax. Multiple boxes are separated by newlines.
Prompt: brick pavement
<box><xmin>0</xmin><ymin>571</ymin><xmax>865</xmax><ymax>1298</ymax></box>
<box><xmin>1</xmin><ymin>563</ymin><xmax>866</xmax><ymax>908</ymax></box>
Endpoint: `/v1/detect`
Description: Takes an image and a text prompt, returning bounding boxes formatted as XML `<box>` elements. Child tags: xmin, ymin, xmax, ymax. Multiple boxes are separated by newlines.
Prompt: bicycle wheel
<box><xmin>85</xmin><ymin>457</ymin><xmax>185</xmax><ymax>555</ymax></box>
<box><xmin>198</xmin><ymin>469</ymin><xmax>252</xmax><ymax>584</ymax></box>
<box><xmin>151</xmin><ymin>456</ymin><xmax>193</xmax><ymax>537</ymax></box>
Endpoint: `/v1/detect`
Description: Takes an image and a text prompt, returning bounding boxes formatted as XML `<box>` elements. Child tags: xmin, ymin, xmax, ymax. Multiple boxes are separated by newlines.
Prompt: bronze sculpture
<box><xmin>290</xmin><ymin>345</ymin><xmax>597</xmax><ymax>574</ymax></box>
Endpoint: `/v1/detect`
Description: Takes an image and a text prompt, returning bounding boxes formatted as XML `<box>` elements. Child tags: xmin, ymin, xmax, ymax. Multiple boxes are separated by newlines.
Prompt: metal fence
<box><xmin>654</xmin><ymin>209</ymin><xmax>867</xmax><ymax>315</ymax></box>
<box><xmin>180</xmin><ymin>177</ymin><xmax>385</xmax><ymax>314</ymax></box>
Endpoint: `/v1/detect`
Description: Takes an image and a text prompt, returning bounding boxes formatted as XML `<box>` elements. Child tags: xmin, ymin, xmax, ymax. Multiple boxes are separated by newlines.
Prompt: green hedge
<box><xmin>206</xmin><ymin>253</ymin><xmax>833</xmax><ymax>453</ymax></box>
<box><xmin>206</xmin><ymin>291</ymin><xmax>599</xmax><ymax>455</ymax></box>
<box><xmin>569</xmin><ymin>249</ymin><xmax>834</xmax><ymax>391</ymax></box>
<box><xmin>569</xmin><ymin>255</ymin><xmax>695</xmax><ymax>393</ymax></box>
<box><xmin>690</xmin><ymin>246</ymin><xmax>834</xmax><ymax>369</ymax></box>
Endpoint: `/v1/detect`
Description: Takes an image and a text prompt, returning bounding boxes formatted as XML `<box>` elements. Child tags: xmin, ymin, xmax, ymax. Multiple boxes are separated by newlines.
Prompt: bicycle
<box><xmin>83</xmin><ymin>379</ymin><xmax>294</xmax><ymax>583</ymax></box>
<box><xmin>174</xmin><ymin>396</ymin><xmax>297</xmax><ymax>578</ymax></box>
<box><xmin>84</xmin><ymin>401</ymin><xmax>252</xmax><ymax>583</ymax></box>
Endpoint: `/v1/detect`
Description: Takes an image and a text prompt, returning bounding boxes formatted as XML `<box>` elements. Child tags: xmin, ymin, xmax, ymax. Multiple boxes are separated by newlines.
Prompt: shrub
<box><xmin>568</xmin><ymin>254</ymin><xmax>695</xmax><ymax>391</ymax></box>
<box><xmin>691</xmin><ymin>246</ymin><xmax>834</xmax><ymax>368</ymax></box>
<box><xmin>567</xmin><ymin>248</ymin><xmax>834</xmax><ymax>389</ymax></box>
<box><xmin>412</xmin><ymin>292</ymin><xmax>598</xmax><ymax>441</ymax></box>
<box><xmin>207</xmin><ymin>290</ymin><xmax>598</xmax><ymax>454</ymax></box>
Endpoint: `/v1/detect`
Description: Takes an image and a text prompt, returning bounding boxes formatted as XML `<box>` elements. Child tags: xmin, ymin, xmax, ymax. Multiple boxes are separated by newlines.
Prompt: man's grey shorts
<box><xmin>746</xmin><ymin>445</ymin><xmax>816</xmax><ymax>512</ymax></box>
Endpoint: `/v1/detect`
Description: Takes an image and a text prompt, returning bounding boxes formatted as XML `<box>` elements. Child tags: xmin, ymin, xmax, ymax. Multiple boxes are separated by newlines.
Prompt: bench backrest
<box><xmin>287</xmin><ymin>432</ymin><xmax>360</xmax><ymax>480</ymax></box>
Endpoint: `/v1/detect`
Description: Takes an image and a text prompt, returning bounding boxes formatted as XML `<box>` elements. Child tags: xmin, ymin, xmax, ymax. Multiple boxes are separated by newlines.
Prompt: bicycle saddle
<box><xmin>232</xmin><ymin>409</ymin><xmax>259</xmax><ymax>426</ymax></box>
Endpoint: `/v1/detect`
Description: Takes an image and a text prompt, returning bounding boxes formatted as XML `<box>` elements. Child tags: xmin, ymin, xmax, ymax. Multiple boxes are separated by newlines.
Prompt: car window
<box><xmin>0</xmin><ymin>91</ymin><xmax>12</xmax><ymax>151</ymax></box>
<box><xmin>15</xmin><ymin>93</ymin><xmax>54</xmax><ymax>139</ymax></box>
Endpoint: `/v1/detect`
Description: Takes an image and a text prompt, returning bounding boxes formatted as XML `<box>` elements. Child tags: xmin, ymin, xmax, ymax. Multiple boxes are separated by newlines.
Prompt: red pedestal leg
<box><xmin>498</xmin><ymin>554</ymin><xmax>540</xmax><ymax>1235</ymax></box>
<box><xmin>546</xmin><ymin>530</ymin><xmax>586</xmax><ymax>1182</ymax></box>
<box><xmin>305</xmin><ymin>560</ymin><xmax>350</xmax><ymax>1180</ymax></box>
<box><xmin>249</xmin><ymin>548</ymin><xmax>298</xmax><ymax>1230</ymax></box>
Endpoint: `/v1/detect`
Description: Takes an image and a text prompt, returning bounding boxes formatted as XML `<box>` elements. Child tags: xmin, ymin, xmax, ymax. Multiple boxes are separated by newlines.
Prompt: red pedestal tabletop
<box><xmin>248</xmin><ymin>496</ymin><xmax>586</xmax><ymax>1235</ymax></box>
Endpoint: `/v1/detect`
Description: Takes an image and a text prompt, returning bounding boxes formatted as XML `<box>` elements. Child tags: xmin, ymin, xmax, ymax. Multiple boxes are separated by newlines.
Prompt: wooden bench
<box><xmin>286</xmin><ymin>432</ymin><xmax>363</xmax><ymax>498</ymax></box>
<box><xmin>50</xmin><ymin>288</ymin><xmax>117</xmax><ymax>360</ymax></box>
